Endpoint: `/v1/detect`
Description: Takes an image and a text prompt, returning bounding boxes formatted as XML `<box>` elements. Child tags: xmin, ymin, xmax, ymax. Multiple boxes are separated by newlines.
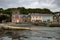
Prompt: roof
<box><xmin>12</xmin><ymin>14</ymin><xmax>29</xmax><ymax>18</ymax></box>
<box><xmin>31</xmin><ymin>13</ymin><xmax>53</xmax><ymax>16</ymax></box>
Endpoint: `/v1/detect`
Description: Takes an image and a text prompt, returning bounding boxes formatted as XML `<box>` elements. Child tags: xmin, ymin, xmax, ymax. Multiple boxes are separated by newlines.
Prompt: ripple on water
<box><xmin>0</xmin><ymin>30</ymin><xmax>59</xmax><ymax>40</ymax></box>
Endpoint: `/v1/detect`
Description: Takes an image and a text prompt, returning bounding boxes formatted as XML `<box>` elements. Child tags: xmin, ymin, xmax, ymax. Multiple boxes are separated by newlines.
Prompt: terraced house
<box><xmin>12</xmin><ymin>11</ymin><xmax>30</xmax><ymax>23</ymax></box>
<box><xmin>12</xmin><ymin>11</ymin><xmax>54</xmax><ymax>23</ymax></box>
<box><xmin>12</xmin><ymin>11</ymin><xmax>24</xmax><ymax>23</ymax></box>
<box><xmin>53</xmin><ymin>13</ymin><xmax>60</xmax><ymax>22</ymax></box>
<box><xmin>31</xmin><ymin>13</ymin><xmax>54</xmax><ymax>22</ymax></box>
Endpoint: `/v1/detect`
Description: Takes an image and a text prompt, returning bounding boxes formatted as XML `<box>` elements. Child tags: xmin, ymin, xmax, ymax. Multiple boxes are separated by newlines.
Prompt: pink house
<box><xmin>12</xmin><ymin>11</ymin><xmax>24</xmax><ymax>23</ymax></box>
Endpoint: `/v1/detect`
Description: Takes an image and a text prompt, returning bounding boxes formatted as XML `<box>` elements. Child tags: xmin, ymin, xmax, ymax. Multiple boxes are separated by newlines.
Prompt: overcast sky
<box><xmin>0</xmin><ymin>0</ymin><xmax>60</xmax><ymax>12</ymax></box>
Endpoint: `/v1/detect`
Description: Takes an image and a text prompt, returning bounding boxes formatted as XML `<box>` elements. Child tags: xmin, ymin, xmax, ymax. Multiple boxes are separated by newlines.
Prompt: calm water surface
<box><xmin>0</xmin><ymin>29</ymin><xmax>60</xmax><ymax>40</ymax></box>
<box><xmin>0</xmin><ymin>24</ymin><xmax>60</xmax><ymax>40</ymax></box>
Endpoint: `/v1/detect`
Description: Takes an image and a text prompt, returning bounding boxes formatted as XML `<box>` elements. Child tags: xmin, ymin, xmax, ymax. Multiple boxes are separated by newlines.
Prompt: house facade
<box><xmin>53</xmin><ymin>13</ymin><xmax>60</xmax><ymax>22</ymax></box>
<box><xmin>12</xmin><ymin>11</ymin><xmax>30</xmax><ymax>23</ymax></box>
<box><xmin>12</xmin><ymin>11</ymin><xmax>25</xmax><ymax>23</ymax></box>
<box><xmin>42</xmin><ymin>15</ymin><xmax>53</xmax><ymax>22</ymax></box>
<box><xmin>12</xmin><ymin>11</ymin><xmax>54</xmax><ymax>23</ymax></box>
<box><xmin>31</xmin><ymin>13</ymin><xmax>53</xmax><ymax>22</ymax></box>
<box><xmin>31</xmin><ymin>15</ymin><xmax>42</xmax><ymax>22</ymax></box>
<box><xmin>12</xmin><ymin>14</ymin><xmax>25</xmax><ymax>23</ymax></box>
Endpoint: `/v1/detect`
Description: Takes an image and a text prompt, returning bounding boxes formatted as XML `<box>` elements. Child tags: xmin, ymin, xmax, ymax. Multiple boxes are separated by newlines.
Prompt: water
<box><xmin>0</xmin><ymin>29</ymin><xmax>60</xmax><ymax>40</ymax></box>
<box><xmin>0</xmin><ymin>24</ymin><xmax>60</xmax><ymax>40</ymax></box>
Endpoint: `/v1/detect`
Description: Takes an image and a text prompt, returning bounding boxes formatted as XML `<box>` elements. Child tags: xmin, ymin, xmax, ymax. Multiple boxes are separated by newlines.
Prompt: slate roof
<box><xmin>31</xmin><ymin>13</ymin><xmax>53</xmax><ymax>16</ymax></box>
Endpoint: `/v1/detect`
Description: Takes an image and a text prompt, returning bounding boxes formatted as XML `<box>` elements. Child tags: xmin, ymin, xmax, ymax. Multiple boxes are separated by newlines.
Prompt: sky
<box><xmin>0</xmin><ymin>0</ymin><xmax>60</xmax><ymax>12</ymax></box>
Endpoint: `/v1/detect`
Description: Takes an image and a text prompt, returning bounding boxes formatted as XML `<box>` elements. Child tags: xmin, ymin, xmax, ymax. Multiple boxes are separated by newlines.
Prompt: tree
<box><xmin>0</xmin><ymin>8</ymin><xmax>3</xmax><ymax>14</ymax></box>
<box><xmin>42</xmin><ymin>8</ymin><xmax>52</xmax><ymax>14</ymax></box>
<box><xmin>17</xmin><ymin>7</ymin><xmax>27</xmax><ymax>14</ymax></box>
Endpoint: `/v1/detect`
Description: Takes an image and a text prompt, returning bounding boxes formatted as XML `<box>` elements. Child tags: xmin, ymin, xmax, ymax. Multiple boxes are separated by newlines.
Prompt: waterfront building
<box><xmin>12</xmin><ymin>11</ymin><xmax>30</xmax><ymax>23</ymax></box>
<box><xmin>30</xmin><ymin>13</ymin><xmax>53</xmax><ymax>22</ymax></box>
<box><xmin>53</xmin><ymin>13</ymin><xmax>60</xmax><ymax>22</ymax></box>
<box><xmin>12</xmin><ymin>11</ymin><xmax>24</xmax><ymax>23</ymax></box>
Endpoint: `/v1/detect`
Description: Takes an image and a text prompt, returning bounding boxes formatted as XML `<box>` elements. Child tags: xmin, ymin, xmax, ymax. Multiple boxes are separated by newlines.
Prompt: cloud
<box><xmin>0</xmin><ymin>0</ymin><xmax>60</xmax><ymax>12</ymax></box>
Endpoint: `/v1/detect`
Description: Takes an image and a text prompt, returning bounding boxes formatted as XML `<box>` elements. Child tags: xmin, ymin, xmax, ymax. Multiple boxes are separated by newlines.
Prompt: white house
<box><xmin>31</xmin><ymin>13</ymin><xmax>53</xmax><ymax>22</ymax></box>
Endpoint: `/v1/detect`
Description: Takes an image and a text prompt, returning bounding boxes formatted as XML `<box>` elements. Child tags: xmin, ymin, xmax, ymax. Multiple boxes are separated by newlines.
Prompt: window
<box><xmin>15</xmin><ymin>14</ymin><xmax>19</xmax><ymax>18</ymax></box>
<box><xmin>59</xmin><ymin>17</ymin><xmax>60</xmax><ymax>19</ymax></box>
<box><xmin>54</xmin><ymin>17</ymin><xmax>56</xmax><ymax>19</ymax></box>
<box><xmin>12</xmin><ymin>15</ymin><xmax>15</xmax><ymax>18</ymax></box>
<box><xmin>33</xmin><ymin>17</ymin><xmax>34</xmax><ymax>18</ymax></box>
<box><xmin>32</xmin><ymin>20</ymin><xmax>35</xmax><ymax>22</ymax></box>
<box><xmin>47</xmin><ymin>19</ymin><xmax>50</xmax><ymax>22</ymax></box>
<box><xmin>36</xmin><ymin>17</ymin><xmax>37</xmax><ymax>18</ymax></box>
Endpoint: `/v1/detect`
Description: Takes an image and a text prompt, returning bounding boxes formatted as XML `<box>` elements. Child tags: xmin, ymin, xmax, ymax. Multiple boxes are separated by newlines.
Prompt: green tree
<box><xmin>42</xmin><ymin>8</ymin><xmax>52</xmax><ymax>14</ymax></box>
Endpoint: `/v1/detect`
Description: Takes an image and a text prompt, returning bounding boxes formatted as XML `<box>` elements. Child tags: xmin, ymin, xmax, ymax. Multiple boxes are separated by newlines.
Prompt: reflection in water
<box><xmin>0</xmin><ymin>29</ymin><xmax>59</xmax><ymax>40</ymax></box>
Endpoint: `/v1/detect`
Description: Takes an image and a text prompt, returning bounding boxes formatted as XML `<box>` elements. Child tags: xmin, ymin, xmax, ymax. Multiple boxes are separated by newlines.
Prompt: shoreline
<box><xmin>0</xmin><ymin>24</ymin><xmax>60</xmax><ymax>31</ymax></box>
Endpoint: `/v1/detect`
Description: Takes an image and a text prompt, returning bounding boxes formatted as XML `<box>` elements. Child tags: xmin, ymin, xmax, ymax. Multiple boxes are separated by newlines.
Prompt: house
<box><xmin>30</xmin><ymin>13</ymin><xmax>53</xmax><ymax>22</ymax></box>
<box><xmin>12</xmin><ymin>11</ymin><xmax>25</xmax><ymax>23</ymax></box>
<box><xmin>42</xmin><ymin>14</ymin><xmax>53</xmax><ymax>22</ymax></box>
<box><xmin>53</xmin><ymin>13</ymin><xmax>60</xmax><ymax>22</ymax></box>
<box><xmin>12</xmin><ymin>11</ymin><xmax>30</xmax><ymax>23</ymax></box>
<box><xmin>31</xmin><ymin>13</ymin><xmax>42</xmax><ymax>22</ymax></box>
